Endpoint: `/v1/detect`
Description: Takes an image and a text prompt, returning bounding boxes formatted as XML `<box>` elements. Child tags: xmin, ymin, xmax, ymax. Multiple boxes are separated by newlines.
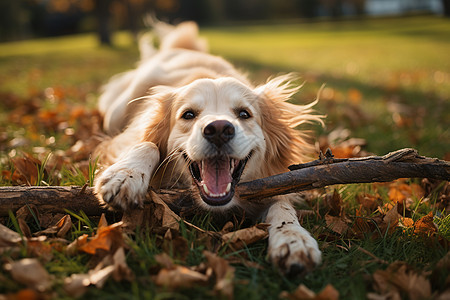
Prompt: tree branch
<box><xmin>0</xmin><ymin>148</ymin><xmax>448</xmax><ymax>216</ymax></box>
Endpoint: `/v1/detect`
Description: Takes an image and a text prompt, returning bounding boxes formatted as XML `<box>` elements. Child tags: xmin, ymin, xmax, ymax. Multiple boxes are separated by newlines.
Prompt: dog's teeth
<box><xmin>230</xmin><ymin>160</ymin><xmax>236</xmax><ymax>174</ymax></box>
<box><xmin>203</xmin><ymin>183</ymin><xmax>209</xmax><ymax>195</ymax></box>
<box><xmin>226</xmin><ymin>183</ymin><xmax>231</xmax><ymax>193</ymax></box>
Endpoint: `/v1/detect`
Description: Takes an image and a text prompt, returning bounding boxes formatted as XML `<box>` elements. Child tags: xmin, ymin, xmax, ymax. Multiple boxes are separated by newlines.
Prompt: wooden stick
<box><xmin>0</xmin><ymin>148</ymin><xmax>448</xmax><ymax>216</ymax></box>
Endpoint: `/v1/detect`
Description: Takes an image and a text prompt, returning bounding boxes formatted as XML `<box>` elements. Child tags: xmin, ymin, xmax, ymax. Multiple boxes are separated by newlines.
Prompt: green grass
<box><xmin>0</xmin><ymin>16</ymin><xmax>449</xmax><ymax>299</ymax></box>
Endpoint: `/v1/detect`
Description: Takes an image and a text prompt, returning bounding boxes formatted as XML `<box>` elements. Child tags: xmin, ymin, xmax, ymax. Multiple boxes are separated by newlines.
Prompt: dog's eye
<box><xmin>238</xmin><ymin>110</ymin><xmax>251</xmax><ymax>119</ymax></box>
<box><xmin>181</xmin><ymin>111</ymin><xmax>196</xmax><ymax>120</ymax></box>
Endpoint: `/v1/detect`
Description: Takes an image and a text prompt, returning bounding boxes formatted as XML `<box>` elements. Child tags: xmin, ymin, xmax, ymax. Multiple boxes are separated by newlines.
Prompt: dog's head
<box><xmin>144</xmin><ymin>74</ymin><xmax>322</xmax><ymax>211</ymax></box>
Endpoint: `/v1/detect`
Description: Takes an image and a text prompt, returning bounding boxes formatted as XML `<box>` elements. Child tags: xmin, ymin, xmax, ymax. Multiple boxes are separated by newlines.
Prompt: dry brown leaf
<box><xmin>66</xmin><ymin>234</ymin><xmax>88</xmax><ymax>256</ymax></box>
<box><xmin>0</xmin><ymin>223</ymin><xmax>22</xmax><ymax>247</ymax></box>
<box><xmin>357</xmin><ymin>194</ymin><xmax>380</xmax><ymax>212</ymax></box>
<box><xmin>151</xmin><ymin>191</ymin><xmax>181</xmax><ymax>230</ymax></box>
<box><xmin>280</xmin><ymin>283</ymin><xmax>339</xmax><ymax>300</ymax></box>
<box><xmin>111</xmin><ymin>247</ymin><xmax>134</xmax><ymax>282</ymax></box>
<box><xmin>155</xmin><ymin>265</ymin><xmax>209</xmax><ymax>289</ymax></box>
<box><xmin>203</xmin><ymin>251</ymin><xmax>235</xmax><ymax>300</ymax></box>
<box><xmin>64</xmin><ymin>247</ymin><xmax>133</xmax><ymax>297</ymax></box>
<box><xmin>371</xmin><ymin>261</ymin><xmax>431</xmax><ymax>300</ymax></box>
<box><xmin>325</xmin><ymin>215</ymin><xmax>350</xmax><ymax>235</ymax></box>
<box><xmin>162</xmin><ymin>229</ymin><xmax>189</xmax><ymax>261</ymax></box>
<box><xmin>97</xmin><ymin>213</ymin><xmax>108</xmax><ymax>230</ymax></box>
<box><xmin>324</xmin><ymin>190</ymin><xmax>342</xmax><ymax>216</ymax></box>
<box><xmin>414</xmin><ymin>212</ymin><xmax>437</xmax><ymax>237</ymax></box>
<box><xmin>36</xmin><ymin>215</ymin><xmax>72</xmax><ymax>238</ymax></box>
<box><xmin>154</xmin><ymin>252</ymin><xmax>175</xmax><ymax>269</ymax></box>
<box><xmin>26</xmin><ymin>239</ymin><xmax>55</xmax><ymax>262</ymax></box>
<box><xmin>280</xmin><ymin>284</ymin><xmax>315</xmax><ymax>299</ymax></box>
<box><xmin>10</xmin><ymin>153</ymin><xmax>41</xmax><ymax>185</ymax></box>
<box><xmin>380</xmin><ymin>203</ymin><xmax>400</xmax><ymax>235</ymax></box>
<box><xmin>352</xmin><ymin>207</ymin><xmax>372</xmax><ymax>237</ymax></box>
<box><xmin>4</xmin><ymin>258</ymin><xmax>53</xmax><ymax>292</ymax></box>
<box><xmin>121</xmin><ymin>191</ymin><xmax>180</xmax><ymax>232</ymax></box>
<box><xmin>15</xmin><ymin>204</ymin><xmax>40</xmax><ymax>224</ymax></box>
<box><xmin>221</xmin><ymin>223</ymin><xmax>269</xmax><ymax>250</ymax></box>
<box><xmin>64</xmin><ymin>273</ymin><xmax>91</xmax><ymax>298</ymax></box>
<box><xmin>18</xmin><ymin>218</ymin><xmax>32</xmax><ymax>239</ymax></box>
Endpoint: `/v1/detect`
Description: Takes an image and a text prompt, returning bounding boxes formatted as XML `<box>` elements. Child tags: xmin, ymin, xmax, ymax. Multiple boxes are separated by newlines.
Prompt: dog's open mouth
<box><xmin>187</xmin><ymin>154</ymin><xmax>250</xmax><ymax>206</ymax></box>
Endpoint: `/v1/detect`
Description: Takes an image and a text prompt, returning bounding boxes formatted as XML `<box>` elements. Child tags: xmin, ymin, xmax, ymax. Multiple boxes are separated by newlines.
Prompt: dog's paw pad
<box><xmin>95</xmin><ymin>167</ymin><xmax>149</xmax><ymax>210</ymax></box>
<box><xmin>269</xmin><ymin>228</ymin><xmax>321</xmax><ymax>276</ymax></box>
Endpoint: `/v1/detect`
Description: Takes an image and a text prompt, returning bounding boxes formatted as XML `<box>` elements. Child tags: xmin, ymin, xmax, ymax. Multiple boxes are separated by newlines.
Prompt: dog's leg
<box><xmin>265</xmin><ymin>199</ymin><xmax>321</xmax><ymax>276</ymax></box>
<box><xmin>94</xmin><ymin>142</ymin><xmax>160</xmax><ymax>210</ymax></box>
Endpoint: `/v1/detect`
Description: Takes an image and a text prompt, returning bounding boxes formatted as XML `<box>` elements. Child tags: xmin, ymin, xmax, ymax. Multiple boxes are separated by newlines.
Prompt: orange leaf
<box><xmin>11</xmin><ymin>153</ymin><xmax>41</xmax><ymax>185</ymax></box>
<box><xmin>78</xmin><ymin>222</ymin><xmax>124</xmax><ymax>255</ymax></box>
<box><xmin>348</xmin><ymin>88</ymin><xmax>362</xmax><ymax>104</ymax></box>
<box><xmin>280</xmin><ymin>283</ymin><xmax>339</xmax><ymax>300</ymax></box>
<box><xmin>414</xmin><ymin>212</ymin><xmax>436</xmax><ymax>237</ymax></box>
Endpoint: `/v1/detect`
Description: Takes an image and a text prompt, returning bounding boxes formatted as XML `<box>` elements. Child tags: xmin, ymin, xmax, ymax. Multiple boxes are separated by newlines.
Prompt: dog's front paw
<box><xmin>94</xmin><ymin>165</ymin><xmax>150</xmax><ymax>210</ymax></box>
<box><xmin>268</xmin><ymin>224</ymin><xmax>321</xmax><ymax>276</ymax></box>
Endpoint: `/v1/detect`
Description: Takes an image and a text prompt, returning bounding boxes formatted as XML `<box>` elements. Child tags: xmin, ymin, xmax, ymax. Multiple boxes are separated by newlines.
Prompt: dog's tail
<box><xmin>140</xmin><ymin>16</ymin><xmax>208</xmax><ymax>61</ymax></box>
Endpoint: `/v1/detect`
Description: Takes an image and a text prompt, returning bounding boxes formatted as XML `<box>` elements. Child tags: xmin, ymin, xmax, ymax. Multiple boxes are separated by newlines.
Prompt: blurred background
<box><xmin>0</xmin><ymin>0</ymin><xmax>447</xmax><ymax>43</ymax></box>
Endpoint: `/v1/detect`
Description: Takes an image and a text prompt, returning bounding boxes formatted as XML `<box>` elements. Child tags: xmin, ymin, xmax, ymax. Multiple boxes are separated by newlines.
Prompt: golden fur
<box><xmin>94</xmin><ymin>20</ymin><xmax>323</xmax><ymax>275</ymax></box>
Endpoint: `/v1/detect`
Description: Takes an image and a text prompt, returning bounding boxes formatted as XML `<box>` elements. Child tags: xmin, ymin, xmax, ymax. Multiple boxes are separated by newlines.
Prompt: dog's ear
<box><xmin>255</xmin><ymin>74</ymin><xmax>323</xmax><ymax>174</ymax></box>
<box><xmin>142</xmin><ymin>87</ymin><xmax>176</xmax><ymax>159</ymax></box>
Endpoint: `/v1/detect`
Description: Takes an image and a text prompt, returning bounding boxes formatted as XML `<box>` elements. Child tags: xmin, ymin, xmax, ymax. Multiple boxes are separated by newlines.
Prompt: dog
<box><xmin>94</xmin><ymin>20</ymin><xmax>323</xmax><ymax>275</ymax></box>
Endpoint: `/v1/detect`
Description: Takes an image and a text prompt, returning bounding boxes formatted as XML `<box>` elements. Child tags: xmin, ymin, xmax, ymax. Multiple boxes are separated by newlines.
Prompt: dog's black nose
<box><xmin>203</xmin><ymin>120</ymin><xmax>235</xmax><ymax>147</ymax></box>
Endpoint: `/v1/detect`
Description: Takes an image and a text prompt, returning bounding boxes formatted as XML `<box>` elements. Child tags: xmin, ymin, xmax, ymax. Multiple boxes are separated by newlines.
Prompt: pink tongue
<box><xmin>201</xmin><ymin>158</ymin><xmax>232</xmax><ymax>196</ymax></box>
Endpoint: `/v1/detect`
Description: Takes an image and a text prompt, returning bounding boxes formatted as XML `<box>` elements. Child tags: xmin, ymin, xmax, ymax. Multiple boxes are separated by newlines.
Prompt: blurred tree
<box><xmin>443</xmin><ymin>0</ymin><xmax>450</xmax><ymax>16</ymax></box>
<box><xmin>94</xmin><ymin>0</ymin><xmax>113</xmax><ymax>45</ymax></box>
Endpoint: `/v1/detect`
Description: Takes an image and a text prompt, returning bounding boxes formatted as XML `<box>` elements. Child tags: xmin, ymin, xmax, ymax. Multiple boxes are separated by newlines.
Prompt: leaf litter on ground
<box><xmin>1</xmin><ymin>84</ymin><xmax>449</xmax><ymax>299</ymax></box>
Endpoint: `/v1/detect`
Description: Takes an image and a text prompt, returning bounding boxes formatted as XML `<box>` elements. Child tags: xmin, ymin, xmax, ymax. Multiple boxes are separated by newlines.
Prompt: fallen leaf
<box><xmin>155</xmin><ymin>265</ymin><xmax>209</xmax><ymax>289</ymax></box>
<box><xmin>399</xmin><ymin>217</ymin><xmax>414</xmax><ymax>229</ymax></box>
<box><xmin>78</xmin><ymin>222</ymin><xmax>124</xmax><ymax>255</ymax></box>
<box><xmin>0</xmin><ymin>223</ymin><xmax>22</xmax><ymax>247</ymax></box>
<box><xmin>64</xmin><ymin>273</ymin><xmax>91</xmax><ymax>298</ymax></box>
<box><xmin>380</xmin><ymin>203</ymin><xmax>400</xmax><ymax>235</ymax></box>
<box><xmin>111</xmin><ymin>247</ymin><xmax>134</xmax><ymax>282</ymax></box>
<box><xmin>162</xmin><ymin>229</ymin><xmax>189</xmax><ymax>261</ymax></box>
<box><xmin>357</xmin><ymin>194</ymin><xmax>380</xmax><ymax>212</ymax></box>
<box><xmin>324</xmin><ymin>190</ymin><xmax>342</xmax><ymax>216</ymax></box>
<box><xmin>4</xmin><ymin>258</ymin><xmax>53</xmax><ymax>292</ymax></box>
<box><xmin>280</xmin><ymin>283</ymin><xmax>339</xmax><ymax>300</ymax></box>
<box><xmin>64</xmin><ymin>247</ymin><xmax>133</xmax><ymax>297</ymax></box>
<box><xmin>4</xmin><ymin>289</ymin><xmax>40</xmax><ymax>300</ymax></box>
<box><xmin>35</xmin><ymin>215</ymin><xmax>72</xmax><ymax>238</ymax></box>
<box><xmin>204</xmin><ymin>251</ymin><xmax>235</xmax><ymax>300</ymax></box>
<box><xmin>414</xmin><ymin>212</ymin><xmax>437</xmax><ymax>237</ymax></box>
<box><xmin>325</xmin><ymin>215</ymin><xmax>350</xmax><ymax>235</ymax></box>
<box><xmin>371</xmin><ymin>261</ymin><xmax>431</xmax><ymax>300</ymax></box>
<box><xmin>121</xmin><ymin>191</ymin><xmax>180</xmax><ymax>232</ymax></box>
<box><xmin>66</xmin><ymin>234</ymin><xmax>88</xmax><ymax>256</ymax></box>
<box><xmin>18</xmin><ymin>218</ymin><xmax>32</xmax><ymax>239</ymax></box>
<box><xmin>151</xmin><ymin>191</ymin><xmax>181</xmax><ymax>230</ymax></box>
<box><xmin>154</xmin><ymin>252</ymin><xmax>175</xmax><ymax>269</ymax></box>
<box><xmin>221</xmin><ymin>223</ymin><xmax>269</xmax><ymax>250</ymax></box>
<box><xmin>352</xmin><ymin>206</ymin><xmax>372</xmax><ymax>237</ymax></box>
<box><xmin>15</xmin><ymin>204</ymin><xmax>40</xmax><ymax>224</ymax></box>
<box><xmin>11</xmin><ymin>153</ymin><xmax>42</xmax><ymax>185</ymax></box>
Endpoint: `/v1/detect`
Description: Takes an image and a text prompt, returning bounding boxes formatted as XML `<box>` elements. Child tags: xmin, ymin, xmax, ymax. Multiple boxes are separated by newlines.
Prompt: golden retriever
<box><xmin>94</xmin><ymin>20</ymin><xmax>323</xmax><ymax>275</ymax></box>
